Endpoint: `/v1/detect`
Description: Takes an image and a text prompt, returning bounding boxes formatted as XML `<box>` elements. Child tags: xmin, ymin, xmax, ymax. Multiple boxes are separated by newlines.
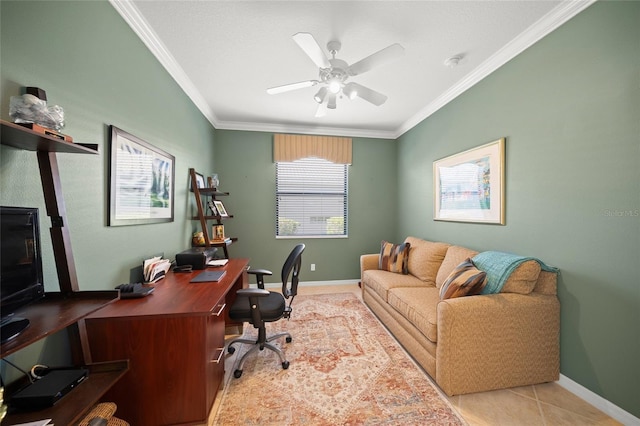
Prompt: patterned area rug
<box><xmin>213</xmin><ymin>293</ymin><xmax>466</xmax><ymax>425</ymax></box>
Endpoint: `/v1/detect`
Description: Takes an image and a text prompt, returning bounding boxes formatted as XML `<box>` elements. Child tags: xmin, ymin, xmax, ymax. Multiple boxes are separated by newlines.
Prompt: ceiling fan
<box><xmin>267</xmin><ymin>32</ymin><xmax>404</xmax><ymax>117</ymax></box>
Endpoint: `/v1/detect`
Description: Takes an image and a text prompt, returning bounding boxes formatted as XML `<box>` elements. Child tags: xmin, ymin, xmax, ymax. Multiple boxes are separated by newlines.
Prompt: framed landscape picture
<box><xmin>109</xmin><ymin>125</ymin><xmax>175</xmax><ymax>226</ymax></box>
<box><xmin>433</xmin><ymin>138</ymin><xmax>505</xmax><ymax>224</ymax></box>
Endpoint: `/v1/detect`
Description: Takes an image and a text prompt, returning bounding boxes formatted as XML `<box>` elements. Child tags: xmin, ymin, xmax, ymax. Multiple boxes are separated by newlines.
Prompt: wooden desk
<box><xmin>85</xmin><ymin>258</ymin><xmax>249</xmax><ymax>425</ymax></box>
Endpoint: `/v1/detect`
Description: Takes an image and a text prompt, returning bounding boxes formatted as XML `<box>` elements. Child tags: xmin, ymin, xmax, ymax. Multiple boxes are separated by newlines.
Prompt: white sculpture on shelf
<box><xmin>9</xmin><ymin>93</ymin><xmax>65</xmax><ymax>131</ymax></box>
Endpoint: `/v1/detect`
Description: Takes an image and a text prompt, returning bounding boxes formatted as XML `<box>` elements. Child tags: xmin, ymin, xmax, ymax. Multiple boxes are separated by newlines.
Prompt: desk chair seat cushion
<box><xmin>229</xmin><ymin>291</ymin><xmax>286</xmax><ymax>322</ymax></box>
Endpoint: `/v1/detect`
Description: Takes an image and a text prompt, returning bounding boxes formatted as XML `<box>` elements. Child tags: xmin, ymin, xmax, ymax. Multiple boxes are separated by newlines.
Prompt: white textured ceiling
<box><xmin>112</xmin><ymin>1</ymin><xmax>594</xmax><ymax>139</ymax></box>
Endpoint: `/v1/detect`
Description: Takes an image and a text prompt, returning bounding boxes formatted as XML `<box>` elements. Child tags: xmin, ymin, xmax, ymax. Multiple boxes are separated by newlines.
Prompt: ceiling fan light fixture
<box><xmin>328</xmin><ymin>80</ymin><xmax>342</xmax><ymax>94</ymax></box>
<box><xmin>268</xmin><ymin>32</ymin><xmax>403</xmax><ymax>115</ymax></box>
<box><xmin>314</xmin><ymin>87</ymin><xmax>328</xmax><ymax>103</ymax></box>
<box><xmin>327</xmin><ymin>93</ymin><xmax>337</xmax><ymax>109</ymax></box>
<box><xmin>343</xmin><ymin>83</ymin><xmax>358</xmax><ymax>100</ymax></box>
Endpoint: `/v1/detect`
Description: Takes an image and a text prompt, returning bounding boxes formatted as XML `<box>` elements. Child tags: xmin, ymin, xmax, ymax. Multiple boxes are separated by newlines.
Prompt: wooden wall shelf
<box><xmin>4</xmin><ymin>361</ymin><xmax>129</xmax><ymax>426</ymax></box>
<box><xmin>1</xmin><ymin>119</ymin><xmax>127</xmax><ymax>425</ymax></box>
<box><xmin>189</xmin><ymin>168</ymin><xmax>237</xmax><ymax>258</ymax></box>
<box><xmin>1</xmin><ymin>120</ymin><xmax>98</xmax><ymax>153</ymax></box>
<box><xmin>1</xmin><ymin>291</ymin><xmax>119</xmax><ymax>358</ymax></box>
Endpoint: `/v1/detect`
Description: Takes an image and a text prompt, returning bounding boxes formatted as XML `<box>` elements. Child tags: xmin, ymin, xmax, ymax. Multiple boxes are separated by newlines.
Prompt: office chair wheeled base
<box><xmin>228</xmin><ymin>332</ymin><xmax>292</xmax><ymax>378</ymax></box>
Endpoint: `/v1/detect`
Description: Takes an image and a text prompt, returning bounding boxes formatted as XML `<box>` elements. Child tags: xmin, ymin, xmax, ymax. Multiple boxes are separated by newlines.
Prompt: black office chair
<box><xmin>227</xmin><ymin>243</ymin><xmax>305</xmax><ymax>378</ymax></box>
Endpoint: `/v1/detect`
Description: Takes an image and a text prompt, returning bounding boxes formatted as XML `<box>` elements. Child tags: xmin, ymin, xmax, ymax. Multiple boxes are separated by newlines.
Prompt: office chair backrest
<box><xmin>282</xmin><ymin>243</ymin><xmax>305</xmax><ymax>299</ymax></box>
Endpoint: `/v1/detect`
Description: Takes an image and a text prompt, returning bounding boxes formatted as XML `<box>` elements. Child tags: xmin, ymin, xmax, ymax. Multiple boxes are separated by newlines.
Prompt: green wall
<box><xmin>397</xmin><ymin>1</ymin><xmax>639</xmax><ymax>417</ymax></box>
<box><xmin>1</xmin><ymin>0</ymin><xmax>216</xmax><ymax>290</ymax></box>
<box><xmin>1</xmin><ymin>0</ymin><xmax>638</xmax><ymax>418</ymax></box>
<box><xmin>214</xmin><ymin>129</ymin><xmax>398</xmax><ymax>281</ymax></box>
<box><xmin>1</xmin><ymin>1</ymin><xmax>215</xmax><ymax>377</ymax></box>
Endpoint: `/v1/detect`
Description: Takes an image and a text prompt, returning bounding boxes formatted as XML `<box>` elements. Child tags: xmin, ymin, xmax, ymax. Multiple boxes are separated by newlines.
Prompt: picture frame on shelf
<box><xmin>108</xmin><ymin>125</ymin><xmax>175</xmax><ymax>226</ymax></box>
<box><xmin>207</xmin><ymin>200</ymin><xmax>217</xmax><ymax>216</ymax></box>
<box><xmin>212</xmin><ymin>224</ymin><xmax>225</xmax><ymax>241</ymax></box>
<box><xmin>433</xmin><ymin>138</ymin><xmax>505</xmax><ymax>225</ymax></box>
<box><xmin>213</xmin><ymin>200</ymin><xmax>229</xmax><ymax>217</ymax></box>
<box><xmin>193</xmin><ymin>172</ymin><xmax>205</xmax><ymax>189</ymax></box>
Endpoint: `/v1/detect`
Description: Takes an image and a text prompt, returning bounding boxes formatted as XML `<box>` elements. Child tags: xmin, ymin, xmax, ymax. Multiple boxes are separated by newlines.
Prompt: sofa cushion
<box><xmin>404</xmin><ymin>237</ymin><xmax>450</xmax><ymax>284</ymax></box>
<box><xmin>379</xmin><ymin>240</ymin><xmax>410</xmax><ymax>274</ymax></box>
<box><xmin>363</xmin><ymin>269</ymin><xmax>428</xmax><ymax>302</ymax></box>
<box><xmin>500</xmin><ymin>260</ymin><xmax>541</xmax><ymax>294</ymax></box>
<box><xmin>436</xmin><ymin>245</ymin><xmax>480</xmax><ymax>288</ymax></box>
<box><xmin>439</xmin><ymin>258</ymin><xmax>487</xmax><ymax>299</ymax></box>
<box><xmin>388</xmin><ymin>287</ymin><xmax>440</xmax><ymax>343</ymax></box>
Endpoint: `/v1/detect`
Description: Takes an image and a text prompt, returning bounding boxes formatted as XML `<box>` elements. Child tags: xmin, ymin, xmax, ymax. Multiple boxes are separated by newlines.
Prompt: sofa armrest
<box><xmin>360</xmin><ymin>253</ymin><xmax>379</xmax><ymax>275</ymax></box>
<box><xmin>436</xmin><ymin>293</ymin><xmax>560</xmax><ymax>395</ymax></box>
<box><xmin>360</xmin><ymin>254</ymin><xmax>379</xmax><ymax>297</ymax></box>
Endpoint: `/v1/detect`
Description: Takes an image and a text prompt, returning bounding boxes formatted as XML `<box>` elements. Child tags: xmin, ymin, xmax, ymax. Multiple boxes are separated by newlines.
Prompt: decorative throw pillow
<box><xmin>439</xmin><ymin>258</ymin><xmax>487</xmax><ymax>300</ymax></box>
<box><xmin>379</xmin><ymin>240</ymin><xmax>411</xmax><ymax>274</ymax></box>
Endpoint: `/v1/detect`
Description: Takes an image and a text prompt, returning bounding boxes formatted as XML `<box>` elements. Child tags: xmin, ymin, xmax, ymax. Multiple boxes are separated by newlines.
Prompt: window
<box><xmin>276</xmin><ymin>157</ymin><xmax>348</xmax><ymax>238</ymax></box>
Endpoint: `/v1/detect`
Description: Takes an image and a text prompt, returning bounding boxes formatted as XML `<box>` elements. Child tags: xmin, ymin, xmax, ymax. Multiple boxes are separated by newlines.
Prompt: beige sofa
<box><xmin>361</xmin><ymin>236</ymin><xmax>560</xmax><ymax>396</ymax></box>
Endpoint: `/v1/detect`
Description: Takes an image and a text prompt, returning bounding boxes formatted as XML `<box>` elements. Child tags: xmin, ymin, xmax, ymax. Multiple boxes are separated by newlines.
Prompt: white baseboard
<box><xmin>264</xmin><ymin>279</ymin><xmax>359</xmax><ymax>289</ymax></box>
<box><xmin>558</xmin><ymin>375</ymin><xmax>639</xmax><ymax>425</ymax></box>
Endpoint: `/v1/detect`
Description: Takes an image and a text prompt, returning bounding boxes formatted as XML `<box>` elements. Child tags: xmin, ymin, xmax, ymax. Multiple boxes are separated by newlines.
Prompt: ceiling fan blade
<box><xmin>347</xmin><ymin>82</ymin><xmax>388</xmax><ymax>106</ymax></box>
<box><xmin>293</xmin><ymin>32</ymin><xmax>331</xmax><ymax>69</ymax></box>
<box><xmin>267</xmin><ymin>80</ymin><xmax>318</xmax><ymax>95</ymax></box>
<box><xmin>347</xmin><ymin>43</ymin><xmax>405</xmax><ymax>76</ymax></box>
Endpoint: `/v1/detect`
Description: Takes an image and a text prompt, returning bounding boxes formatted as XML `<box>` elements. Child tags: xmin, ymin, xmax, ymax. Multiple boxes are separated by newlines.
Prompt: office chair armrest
<box><xmin>247</xmin><ymin>268</ymin><xmax>273</xmax><ymax>276</ymax></box>
<box><xmin>247</xmin><ymin>268</ymin><xmax>273</xmax><ymax>289</ymax></box>
<box><xmin>237</xmin><ymin>288</ymin><xmax>270</xmax><ymax>297</ymax></box>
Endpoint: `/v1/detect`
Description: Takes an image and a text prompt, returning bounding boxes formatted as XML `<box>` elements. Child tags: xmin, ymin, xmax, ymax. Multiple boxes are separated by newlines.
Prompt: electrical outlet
<box><xmin>310</xmin><ymin>263</ymin><xmax>316</xmax><ymax>271</ymax></box>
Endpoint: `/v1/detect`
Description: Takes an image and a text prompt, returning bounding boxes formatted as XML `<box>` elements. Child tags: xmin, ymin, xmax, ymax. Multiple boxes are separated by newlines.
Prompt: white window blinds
<box><xmin>276</xmin><ymin>157</ymin><xmax>348</xmax><ymax>238</ymax></box>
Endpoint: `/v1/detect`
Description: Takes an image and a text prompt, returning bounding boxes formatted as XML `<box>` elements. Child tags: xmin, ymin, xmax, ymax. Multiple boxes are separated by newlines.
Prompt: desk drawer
<box><xmin>206</xmin><ymin>303</ymin><xmax>226</xmax><ymax>404</ymax></box>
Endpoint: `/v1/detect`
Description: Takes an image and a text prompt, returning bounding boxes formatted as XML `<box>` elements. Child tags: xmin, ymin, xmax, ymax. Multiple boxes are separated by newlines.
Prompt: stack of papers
<box><xmin>143</xmin><ymin>256</ymin><xmax>171</xmax><ymax>283</ymax></box>
<box><xmin>207</xmin><ymin>259</ymin><xmax>229</xmax><ymax>267</ymax></box>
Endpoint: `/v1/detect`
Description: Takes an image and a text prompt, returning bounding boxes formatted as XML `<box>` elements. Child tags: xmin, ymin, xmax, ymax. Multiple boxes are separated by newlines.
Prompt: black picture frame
<box><xmin>108</xmin><ymin>125</ymin><xmax>175</xmax><ymax>226</ymax></box>
<box><xmin>192</xmin><ymin>172</ymin><xmax>205</xmax><ymax>190</ymax></box>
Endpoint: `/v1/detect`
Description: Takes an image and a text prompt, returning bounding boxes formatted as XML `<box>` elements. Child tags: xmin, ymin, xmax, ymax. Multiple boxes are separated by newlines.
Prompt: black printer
<box><xmin>175</xmin><ymin>247</ymin><xmax>218</xmax><ymax>270</ymax></box>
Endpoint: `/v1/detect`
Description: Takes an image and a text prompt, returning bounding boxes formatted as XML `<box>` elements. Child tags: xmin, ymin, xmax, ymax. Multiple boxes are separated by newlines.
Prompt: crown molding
<box><xmin>109</xmin><ymin>0</ymin><xmax>398</xmax><ymax>139</ymax></box>
<box><xmin>215</xmin><ymin>119</ymin><xmax>397</xmax><ymax>140</ymax></box>
<box><xmin>109</xmin><ymin>0</ymin><xmax>219</xmax><ymax>126</ymax></box>
<box><xmin>395</xmin><ymin>0</ymin><xmax>597</xmax><ymax>138</ymax></box>
<box><xmin>110</xmin><ymin>0</ymin><xmax>595</xmax><ymax>140</ymax></box>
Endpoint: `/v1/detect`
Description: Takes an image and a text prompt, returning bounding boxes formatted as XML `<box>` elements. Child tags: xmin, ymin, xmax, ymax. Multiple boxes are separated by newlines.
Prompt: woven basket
<box><xmin>78</xmin><ymin>402</ymin><xmax>129</xmax><ymax>426</ymax></box>
<box><xmin>106</xmin><ymin>418</ymin><xmax>130</xmax><ymax>426</ymax></box>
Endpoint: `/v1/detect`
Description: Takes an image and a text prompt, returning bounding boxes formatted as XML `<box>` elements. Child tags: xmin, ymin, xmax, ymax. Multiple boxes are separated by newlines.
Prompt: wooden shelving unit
<box><xmin>5</xmin><ymin>361</ymin><xmax>129</xmax><ymax>426</ymax></box>
<box><xmin>1</xmin><ymin>119</ymin><xmax>128</xmax><ymax>425</ymax></box>
<box><xmin>0</xmin><ymin>292</ymin><xmax>119</xmax><ymax>359</ymax></box>
<box><xmin>189</xmin><ymin>168</ymin><xmax>237</xmax><ymax>258</ymax></box>
<box><xmin>1</xmin><ymin>120</ymin><xmax>98</xmax><ymax>154</ymax></box>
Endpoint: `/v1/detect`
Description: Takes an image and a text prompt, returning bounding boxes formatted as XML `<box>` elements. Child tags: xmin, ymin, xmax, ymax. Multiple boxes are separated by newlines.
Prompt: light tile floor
<box><xmin>210</xmin><ymin>283</ymin><xmax>621</xmax><ymax>425</ymax></box>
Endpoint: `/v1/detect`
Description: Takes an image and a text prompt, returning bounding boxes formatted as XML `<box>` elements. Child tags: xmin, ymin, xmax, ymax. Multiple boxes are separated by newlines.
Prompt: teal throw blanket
<box><xmin>472</xmin><ymin>251</ymin><xmax>558</xmax><ymax>294</ymax></box>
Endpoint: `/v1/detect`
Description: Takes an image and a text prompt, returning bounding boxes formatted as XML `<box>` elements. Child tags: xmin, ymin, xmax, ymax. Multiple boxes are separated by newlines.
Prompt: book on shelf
<box><xmin>143</xmin><ymin>256</ymin><xmax>171</xmax><ymax>283</ymax></box>
<box><xmin>212</xmin><ymin>224</ymin><xmax>225</xmax><ymax>240</ymax></box>
<box><xmin>211</xmin><ymin>237</ymin><xmax>232</xmax><ymax>244</ymax></box>
<box><xmin>18</xmin><ymin>122</ymin><xmax>74</xmax><ymax>142</ymax></box>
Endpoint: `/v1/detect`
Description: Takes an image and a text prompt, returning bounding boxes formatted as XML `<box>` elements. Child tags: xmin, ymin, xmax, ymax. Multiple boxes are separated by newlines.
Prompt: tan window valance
<box><xmin>274</xmin><ymin>134</ymin><xmax>352</xmax><ymax>164</ymax></box>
